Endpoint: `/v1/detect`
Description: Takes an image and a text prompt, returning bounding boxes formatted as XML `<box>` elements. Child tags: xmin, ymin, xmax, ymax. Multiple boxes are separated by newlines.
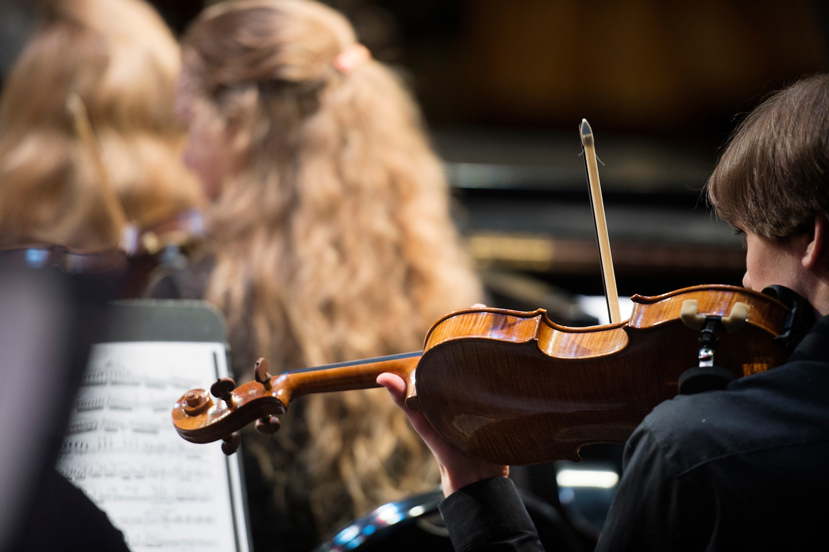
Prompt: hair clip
<box><xmin>333</xmin><ymin>43</ymin><xmax>371</xmax><ymax>74</ymax></box>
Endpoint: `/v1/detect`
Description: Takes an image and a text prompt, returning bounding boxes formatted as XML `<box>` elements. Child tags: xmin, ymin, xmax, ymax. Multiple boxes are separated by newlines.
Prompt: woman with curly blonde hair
<box><xmin>157</xmin><ymin>0</ymin><xmax>484</xmax><ymax>548</ymax></box>
<box><xmin>0</xmin><ymin>0</ymin><xmax>202</xmax><ymax>258</ymax></box>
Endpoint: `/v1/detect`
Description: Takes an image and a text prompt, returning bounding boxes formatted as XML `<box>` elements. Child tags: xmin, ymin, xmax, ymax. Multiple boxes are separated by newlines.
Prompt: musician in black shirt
<box><xmin>379</xmin><ymin>73</ymin><xmax>829</xmax><ymax>551</ymax></box>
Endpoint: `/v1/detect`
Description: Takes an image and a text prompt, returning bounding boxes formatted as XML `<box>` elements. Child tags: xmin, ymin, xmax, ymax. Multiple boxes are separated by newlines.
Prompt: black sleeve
<box><xmin>438</xmin><ymin>477</ymin><xmax>545</xmax><ymax>552</ymax></box>
<box><xmin>595</xmin><ymin>423</ymin><xmax>713</xmax><ymax>552</ymax></box>
<box><xmin>11</xmin><ymin>470</ymin><xmax>131</xmax><ymax>552</ymax></box>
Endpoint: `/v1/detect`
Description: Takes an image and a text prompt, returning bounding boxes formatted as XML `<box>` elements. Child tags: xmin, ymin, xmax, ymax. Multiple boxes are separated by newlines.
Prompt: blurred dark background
<box><xmin>3</xmin><ymin>0</ymin><xmax>829</xmax><ymax>315</ymax></box>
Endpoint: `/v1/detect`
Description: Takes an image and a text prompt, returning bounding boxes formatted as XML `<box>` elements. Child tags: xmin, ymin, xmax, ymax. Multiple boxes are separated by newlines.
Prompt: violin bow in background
<box><xmin>66</xmin><ymin>92</ymin><xmax>138</xmax><ymax>254</ymax></box>
<box><xmin>580</xmin><ymin>119</ymin><xmax>622</xmax><ymax>324</ymax></box>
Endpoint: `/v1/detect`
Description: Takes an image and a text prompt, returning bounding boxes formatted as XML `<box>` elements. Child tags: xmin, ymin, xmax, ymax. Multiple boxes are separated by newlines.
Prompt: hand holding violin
<box><xmin>377</xmin><ymin>369</ymin><xmax>508</xmax><ymax>496</ymax></box>
<box><xmin>378</xmin><ymin>303</ymin><xmax>510</xmax><ymax>497</ymax></box>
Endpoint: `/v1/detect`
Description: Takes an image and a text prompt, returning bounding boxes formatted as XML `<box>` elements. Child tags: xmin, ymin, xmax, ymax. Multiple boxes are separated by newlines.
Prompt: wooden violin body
<box><xmin>172</xmin><ymin>284</ymin><xmax>789</xmax><ymax>465</ymax></box>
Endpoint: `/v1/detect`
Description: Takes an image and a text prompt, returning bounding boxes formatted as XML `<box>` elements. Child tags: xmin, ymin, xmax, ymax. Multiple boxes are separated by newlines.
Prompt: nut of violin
<box><xmin>404</xmin><ymin>394</ymin><xmax>423</xmax><ymax>412</ymax></box>
<box><xmin>722</xmin><ymin>302</ymin><xmax>750</xmax><ymax>333</ymax></box>
<box><xmin>255</xmin><ymin>415</ymin><xmax>281</xmax><ymax>434</ymax></box>
<box><xmin>183</xmin><ymin>388</ymin><xmax>212</xmax><ymax>416</ymax></box>
<box><xmin>221</xmin><ymin>432</ymin><xmax>241</xmax><ymax>455</ymax></box>
<box><xmin>680</xmin><ymin>299</ymin><xmax>705</xmax><ymax>330</ymax></box>
<box><xmin>254</xmin><ymin>358</ymin><xmax>272</xmax><ymax>390</ymax></box>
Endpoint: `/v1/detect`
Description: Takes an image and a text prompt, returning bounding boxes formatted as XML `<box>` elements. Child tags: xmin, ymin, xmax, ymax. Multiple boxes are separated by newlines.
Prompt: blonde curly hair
<box><xmin>0</xmin><ymin>0</ymin><xmax>202</xmax><ymax>251</ymax></box>
<box><xmin>180</xmin><ymin>0</ymin><xmax>483</xmax><ymax>537</ymax></box>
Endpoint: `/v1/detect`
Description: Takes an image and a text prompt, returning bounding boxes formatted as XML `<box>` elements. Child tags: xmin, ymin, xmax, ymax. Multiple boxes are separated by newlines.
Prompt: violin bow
<box><xmin>580</xmin><ymin>119</ymin><xmax>622</xmax><ymax>324</ymax></box>
<box><xmin>66</xmin><ymin>92</ymin><xmax>137</xmax><ymax>254</ymax></box>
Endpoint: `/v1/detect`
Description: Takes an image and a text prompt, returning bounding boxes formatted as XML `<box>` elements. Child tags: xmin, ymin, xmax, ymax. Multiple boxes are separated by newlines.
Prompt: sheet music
<box><xmin>56</xmin><ymin>341</ymin><xmax>249</xmax><ymax>552</ymax></box>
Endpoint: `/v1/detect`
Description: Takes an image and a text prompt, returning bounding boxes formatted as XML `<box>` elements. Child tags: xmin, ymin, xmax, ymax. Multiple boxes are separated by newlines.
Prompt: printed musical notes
<box><xmin>57</xmin><ymin>342</ymin><xmax>248</xmax><ymax>552</ymax></box>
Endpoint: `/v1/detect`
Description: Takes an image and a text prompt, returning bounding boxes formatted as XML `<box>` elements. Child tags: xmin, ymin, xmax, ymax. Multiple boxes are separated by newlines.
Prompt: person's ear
<box><xmin>802</xmin><ymin>215</ymin><xmax>826</xmax><ymax>269</ymax></box>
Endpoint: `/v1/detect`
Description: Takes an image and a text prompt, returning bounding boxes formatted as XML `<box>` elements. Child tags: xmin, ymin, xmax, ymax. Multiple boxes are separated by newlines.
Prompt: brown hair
<box><xmin>181</xmin><ymin>0</ymin><xmax>483</xmax><ymax>535</ymax></box>
<box><xmin>706</xmin><ymin>73</ymin><xmax>829</xmax><ymax>242</ymax></box>
<box><xmin>0</xmin><ymin>0</ymin><xmax>202</xmax><ymax>251</ymax></box>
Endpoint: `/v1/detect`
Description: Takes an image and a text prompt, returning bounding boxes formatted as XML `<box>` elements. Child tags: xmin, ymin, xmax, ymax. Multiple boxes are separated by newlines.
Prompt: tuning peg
<box><xmin>210</xmin><ymin>377</ymin><xmax>236</xmax><ymax>408</ymax></box>
<box><xmin>221</xmin><ymin>432</ymin><xmax>241</xmax><ymax>455</ymax></box>
<box><xmin>255</xmin><ymin>415</ymin><xmax>281</xmax><ymax>434</ymax></box>
<box><xmin>254</xmin><ymin>358</ymin><xmax>272</xmax><ymax>390</ymax></box>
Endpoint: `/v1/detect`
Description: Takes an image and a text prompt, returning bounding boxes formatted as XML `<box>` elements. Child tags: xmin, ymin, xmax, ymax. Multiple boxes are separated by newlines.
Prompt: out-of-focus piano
<box><xmin>436</xmin><ymin>128</ymin><xmax>745</xmax><ymax>323</ymax></box>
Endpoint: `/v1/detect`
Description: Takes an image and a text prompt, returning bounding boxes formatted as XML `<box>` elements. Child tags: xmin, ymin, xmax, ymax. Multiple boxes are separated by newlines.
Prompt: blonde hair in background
<box><xmin>182</xmin><ymin>0</ymin><xmax>484</xmax><ymax>533</ymax></box>
<box><xmin>0</xmin><ymin>0</ymin><xmax>202</xmax><ymax>251</ymax></box>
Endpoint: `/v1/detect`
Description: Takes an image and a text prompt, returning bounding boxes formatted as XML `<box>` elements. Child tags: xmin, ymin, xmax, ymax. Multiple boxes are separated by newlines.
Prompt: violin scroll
<box><xmin>172</xmin><ymin>360</ymin><xmax>289</xmax><ymax>454</ymax></box>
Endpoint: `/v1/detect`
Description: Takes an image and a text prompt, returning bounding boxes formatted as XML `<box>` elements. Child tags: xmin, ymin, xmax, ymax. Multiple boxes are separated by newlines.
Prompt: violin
<box><xmin>66</xmin><ymin>92</ymin><xmax>206</xmax><ymax>297</ymax></box>
<box><xmin>170</xmin><ymin>120</ymin><xmax>793</xmax><ymax>464</ymax></box>
<box><xmin>120</xmin><ymin>208</ymin><xmax>206</xmax><ymax>298</ymax></box>
<box><xmin>122</xmin><ymin>208</ymin><xmax>206</xmax><ymax>258</ymax></box>
<box><xmin>0</xmin><ymin>243</ymin><xmax>128</xmax><ymax>275</ymax></box>
<box><xmin>172</xmin><ymin>284</ymin><xmax>790</xmax><ymax>464</ymax></box>
<box><xmin>0</xmin><ymin>209</ymin><xmax>205</xmax><ymax>298</ymax></box>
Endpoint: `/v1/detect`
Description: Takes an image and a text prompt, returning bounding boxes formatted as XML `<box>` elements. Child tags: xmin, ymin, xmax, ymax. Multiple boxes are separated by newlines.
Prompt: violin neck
<box><xmin>273</xmin><ymin>351</ymin><xmax>421</xmax><ymax>403</ymax></box>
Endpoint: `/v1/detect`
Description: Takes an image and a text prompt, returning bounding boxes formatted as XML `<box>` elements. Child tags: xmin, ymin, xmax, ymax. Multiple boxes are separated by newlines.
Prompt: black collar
<box><xmin>787</xmin><ymin>314</ymin><xmax>829</xmax><ymax>362</ymax></box>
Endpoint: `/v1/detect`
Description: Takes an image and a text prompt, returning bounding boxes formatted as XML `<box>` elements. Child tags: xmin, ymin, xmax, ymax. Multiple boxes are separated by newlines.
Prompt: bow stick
<box><xmin>580</xmin><ymin>119</ymin><xmax>622</xmax><ymax>323</ymax></box>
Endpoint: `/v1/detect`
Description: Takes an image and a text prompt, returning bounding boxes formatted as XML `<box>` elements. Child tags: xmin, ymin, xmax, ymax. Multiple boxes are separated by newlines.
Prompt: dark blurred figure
<box><xmin>0</xmin><ymin>0</ymin><xmax>37</xmax><ymax>89</ymax></box>
<box><xmin>0</xmin><ymin>265</ymin><xmax>128</xmax><ymax>552</ymax></box>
